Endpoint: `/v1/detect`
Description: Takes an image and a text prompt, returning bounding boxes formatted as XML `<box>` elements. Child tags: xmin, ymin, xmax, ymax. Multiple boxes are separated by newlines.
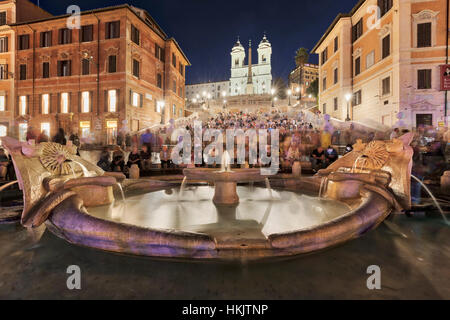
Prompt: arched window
<box><xmin>0</xmin><ymin>125</ymin><xmax>6</xmax><ymax>137</ymax></box>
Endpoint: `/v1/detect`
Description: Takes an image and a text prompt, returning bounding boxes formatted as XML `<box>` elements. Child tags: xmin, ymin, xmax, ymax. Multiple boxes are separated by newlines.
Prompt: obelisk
<box><xmin>246</xmin><ymin>40</ymin><xmax>254</xmax><ymax>95</ymax></box>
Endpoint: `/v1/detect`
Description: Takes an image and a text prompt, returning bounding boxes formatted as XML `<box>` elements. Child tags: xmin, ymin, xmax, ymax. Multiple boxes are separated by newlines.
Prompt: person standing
<box><xmin>52</xmin><ymin>128</ymin><xmax>67</xmax><ymax>145</ymax></box>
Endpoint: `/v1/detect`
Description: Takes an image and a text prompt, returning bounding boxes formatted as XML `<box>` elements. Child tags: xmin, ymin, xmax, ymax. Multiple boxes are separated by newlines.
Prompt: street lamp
<box><xmin>271</xmin><ymin>88</ymin><xmax>276</xmax><ymax>108</ymax></box>
<box><xmin>287</xmin><ymin>89</ymin><xmax>292</xmax><ymax>106</ymax></box>
<box><xmin>345</xmin><ymin>93</ymin><xmax>352</xmax><ymax>121</ymax></box>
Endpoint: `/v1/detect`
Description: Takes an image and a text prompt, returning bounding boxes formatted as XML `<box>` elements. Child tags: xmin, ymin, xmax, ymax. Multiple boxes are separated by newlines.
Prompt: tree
<box><xmin>306</xmin><ymin>78</ymin><xmax>319</xmax><ymax>99</ymax></box>
<box><xmin>294</xmin><ymin>47</ymin><xmax>310</xmax><ymax>102</ymax></box>
<box><xmin>295</xmin><ymin>47</ymin><xmax>309</xmax><ymax>68</ymax></box>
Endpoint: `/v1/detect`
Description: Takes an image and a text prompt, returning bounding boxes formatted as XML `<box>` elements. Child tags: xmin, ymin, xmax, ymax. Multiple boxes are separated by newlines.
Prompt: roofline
<box><xmin>10</xmin><ymin>3</ymin><xmax>190</xmax><ymax>66</ymax></box>
<box><xmin>311</xmin><ymin>0</ymin><xmax>366</xmax><ymax>53</ymax></box>
<box><xmin>186</xmin><ymin>80</ymin><xmax>230</xmax><ymax>86</ymax></box>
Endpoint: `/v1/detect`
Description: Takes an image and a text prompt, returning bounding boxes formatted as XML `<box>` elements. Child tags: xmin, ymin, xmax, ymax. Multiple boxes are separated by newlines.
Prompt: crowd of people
<box><xmin>0</xmin><ymin>110</ymin><xmax>448</xmax><ymax>186</ymax></box>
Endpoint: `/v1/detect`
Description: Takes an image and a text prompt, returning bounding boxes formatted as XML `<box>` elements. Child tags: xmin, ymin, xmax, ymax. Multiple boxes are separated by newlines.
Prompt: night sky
<box><xmin>31</xmin><ymin>0</ymin><xmax>358</xmax><ymax>84</ymax></box>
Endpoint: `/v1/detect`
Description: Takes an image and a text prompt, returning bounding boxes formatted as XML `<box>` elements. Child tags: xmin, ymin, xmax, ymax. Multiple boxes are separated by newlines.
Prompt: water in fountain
<box><xmin>318</xmin><ymin>176</ymin><xmax>328</xmax><ymax>198</ymax></box>
<box><xmin>179</xmin><ymin>176</ymin><xmax>188</xmax><ymax>200</ymax></box>
<box><xmin>411</xmin><ymin>174</ymin><xmax>448</xmax><ymax>224</ymax></box>
<box><xmin>264</xmin><ymin>178</ymin><xmax>273</xmax><ymax>199</ymax></box>
<box><xmin>88</xmin><ymin>186</ymin><xmax>352</xmax><ymax>238</ymax></box>
<box><xmin>219</xmin><ymin>150</ymin><xmax>232</xmax><ymax>173</ymax></box>
<box><xmin>116</xmin><ymin>183</ymin><xmax>126</xmax><ymax>203</ymax></box>
<box><xmin>352</xmin><ymin>155</ymin><xmax>364</xmax><ymax>173</ymax></box>
<box><xmin>72</xmin><ymin>160</ymin><xmax>93</xmax><ymax>177</ymax></box>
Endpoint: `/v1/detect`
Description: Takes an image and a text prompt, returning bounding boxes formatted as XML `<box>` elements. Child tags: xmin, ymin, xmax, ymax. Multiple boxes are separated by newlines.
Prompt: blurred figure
<box><xmin>325</xmin><ymin>145</ymin><xmax>338</xmax><ymax>165</ymax></box>
<box><xmin>52</xmin><ymin>128</ymin><xmax>66</xmax><ymax>145</ymax></box>
<box><xmin>311</xmin><ymin>146</ymin><xmax>325</xmax><ymax>172</ymax></box>
<box><xmin>111</xmin><ymin>147</ymin><xmax>125</xmax><ymax>172</ymax></box>
<box><xmin>0</xmin><ymin>148</ymin><xmax>8</xmax><ymax>180</ymax></box>
<box><xmin>37</xmin><ymin>131</ymin><xmax>49</xmax><ymax>143</ymax></box>
<box><xmin>97</xmin><ymin>150</ymin><xmax>111</xmax><ymax>172</ymax></box>
<box><xmin>127</xmin><ymin>145</ymin><xmax>141</xmax><ymax>169</ymax></box>
<box><xmin>390</xmin><ymin>128</ymin><xmax>399</xmax><ymax>140</ymax></box>
<box><xmin>140</xmin><ymin>144</ymin><xmax>151</xmax><ymax>172</ymax></box>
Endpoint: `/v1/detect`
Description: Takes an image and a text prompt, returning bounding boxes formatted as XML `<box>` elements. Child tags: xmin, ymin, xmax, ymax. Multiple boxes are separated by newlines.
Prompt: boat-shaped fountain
<box><xmin>0</xmin><ymin>133</ymin><xmax>414</xmax><ymax>261</ymax></box>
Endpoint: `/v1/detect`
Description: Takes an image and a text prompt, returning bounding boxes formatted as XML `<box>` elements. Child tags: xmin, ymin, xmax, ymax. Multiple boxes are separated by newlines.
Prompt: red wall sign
<box><xmin>440</xmin><ymin>65</ymin><xmax>450</xmax><ymax>91</ymax></box>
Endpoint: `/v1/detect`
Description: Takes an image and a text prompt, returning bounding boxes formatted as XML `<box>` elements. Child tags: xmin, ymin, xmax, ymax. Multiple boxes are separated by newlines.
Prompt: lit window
<box><xmin>19</xmin><ymin>96</ymin><xmax>26</xmax><ymax>115</ymax></box>
<box><xmin>0</xmin><ymin>125</ymin><xmax>6</xmax><ymax>137</ymax></box>
<box><xmin>108</xmin><ymin>90</ymin><xmax>117</xmax><ymax>112</ymax></box>
<box><xmin>19</xmin><ymin>123</ymin><xmax>27</xmax><ymax>141</ymax></box>
<box><xmin>42</xmin><ymin>94</ymin><xmax>49</xmax><ymax>114</ymax></box>
<box><xmin>82</xmin><ymin>91</ymin><xmax>90</xmax><ymax>113</ymax></box>
<box><xmin>61</xmin><ymin>92</ymin><xmax>69</xmax><ymax>113</ymax></box>
<box><xmin>80</xmin><ymin>121</ymin><xmax>90</xmax><ymax>138</ymax></box>
<box><xmin>41</xmin><ymin>122</ymin><xmax>50</xmax><ymax>136</ymax></box>
<box><xmin>0</xmin><ymin>95</ymin><xmax>5</xmax><ymax>111</ymax></box>
<box><xmin>132</xmin><ymin>92</ymin><xmax>140</xmax><ymax>107</ymax></box>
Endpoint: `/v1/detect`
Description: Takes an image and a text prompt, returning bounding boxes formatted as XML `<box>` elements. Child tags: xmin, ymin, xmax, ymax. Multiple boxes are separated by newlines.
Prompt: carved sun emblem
<box><xmin>39</xmin><ymin>143</ymin><xmax>75</xmax><ymax>175</ymax></box>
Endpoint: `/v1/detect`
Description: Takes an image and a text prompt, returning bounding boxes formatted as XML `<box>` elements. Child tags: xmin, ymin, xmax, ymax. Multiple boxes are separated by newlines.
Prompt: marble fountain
<box><xmin>0</xmin><ymin>134</ymin><xmax>414</xmax><ymax>261</ymax></box>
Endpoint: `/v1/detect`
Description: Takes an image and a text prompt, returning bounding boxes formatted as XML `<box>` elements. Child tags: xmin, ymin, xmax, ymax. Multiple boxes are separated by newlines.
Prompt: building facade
<box><xmin>0</xmin><ymin>0</ymin><xmax>51</xmax><ymax>139</ymax></box>
<box><xmin>5</xmin><ymin>3</ymin><xmax>189</xmax><ymax>144</ymax></box>
<box><xmin>313</xmin><ymin>0</ymin><xmax>450</xmax><ymax>128</ymax></box>
<box><xmin>186</xmin><ymin>35</ymin><xmax>272</xmax><ymax>103</ymax></box>
<box><xmin>288</xmin><ymin>63</ymin><xmax>319</xmax><ymax>97</ymax></box>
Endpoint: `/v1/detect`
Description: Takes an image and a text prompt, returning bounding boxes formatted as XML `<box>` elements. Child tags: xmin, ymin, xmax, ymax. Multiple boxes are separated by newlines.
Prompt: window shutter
<box><xmin>90</xmin><ymin>91</ymin><xmax>93</xmax><ymax>113</ymax></box>
<box><xmin>68</xmin><ymin>60</ymin><xmax>72</xmax><ymax>76</ymax></box>
<box><xmin>5</xmin><ymin>36</ymin><xmax>7</xmax><ymax>52</ymax></box>
<box><xmin>26</xmin><ymin>95</ymin><xmax>29</xmax><ymax>115</ymax></box>
<box><xmin>104</xmin><ymin>90</ymin><xmax>108</xmax><ymax>112</ymax></box>
<box><xmin>105</xmin><ymin>22</ymin><xmax>110</xmax><ymax>39</ymax></box>
<box><xmin>129</xmin><ymin>89</ymin><xmax>132</xmax><ymax>105</ymax></box>
<box><xmin>78</xmin><ymin>92</ymin><xmax>81</xmax><ymax>113</ymax></box>
<box><xmin>116</xmin><ymin>89</ymin><xmax>120</xmax><ymax>113</ymax></box>
<box><xmin>69</xmin><ymin>92</ymin><xmax>73</xmax><ymax>113</ymax></box>
<box><xmin>15</xmin><ymin>96</ymin><xmax>19</xmax><ymax>116</ymax></box>
<box><xmin>4</xmin><ymin>93</ymin><xmax>7</xmax><ymax>111</ymax></box>
<box><xmin>39</xmin><ymin>94</ymin><xmax>42</xmax><ymax>114</ymax></box>
<box><xmin>140</xmin><ymin>93</ymin><xmax>143</xmax><ymax>108</ymax></box>
<box><xmin>56</xmin><ymin>93</ymin><xmax>60</xmax><ymax>113</ymax></box>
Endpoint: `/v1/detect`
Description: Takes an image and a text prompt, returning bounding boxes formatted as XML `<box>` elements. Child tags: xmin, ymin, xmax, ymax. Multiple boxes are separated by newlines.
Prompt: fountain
<box><xmin>0</xmin><ymin>133</ymin><xmax>421</xmax><ymax>261</ymax></box>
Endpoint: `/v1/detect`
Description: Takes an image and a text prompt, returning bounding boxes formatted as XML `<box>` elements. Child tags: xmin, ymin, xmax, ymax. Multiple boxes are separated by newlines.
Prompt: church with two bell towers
<box><xmin>229</xmin><ymin>35</ymin><xmax>272</xmax><ymax>96</ymax></box>
<box><xmin>185</xmin><ymin>34</ymin><xmax>273</xmax><ymax>101</ymax></box>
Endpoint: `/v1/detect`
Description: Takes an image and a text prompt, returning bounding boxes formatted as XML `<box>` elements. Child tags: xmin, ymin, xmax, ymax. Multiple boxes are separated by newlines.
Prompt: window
<box><xmin>418</xmin><ymin>69</ymin><xmax>432</xmax><ymax>89</ymax></box>
<box><xmin>106</xmin><ymin>21</ymin><xmax>120</xmax><ymax>39</ymax></box>
<box><xmin>417</xmin><ymin>23</ymin><xmax>431</xmax><ymax>48</ymax></box>
<box><xmin>58</xmin><ymin>28</ymin><xmax>72</xmax><ymax>44</ymax></box>
<box><xmin>40</xmin><ymin>31</ymin><xmax>52</xmax><ymax>47</ymax></box>
<box><xmin>156</xmin><ymin>100</ymin><xmax>164</xmax><ymax>113</ymax></box>
<box><xmin>82</xmin><ymin>59</ymin><xmax>90</xmax><ymax>75</ymax></box>
<box><xmin>0</xmin><ymin>95</ymin><xmax>5</xmax><ymax>111</ymax></box>
<box><xmin>19</xmin><ymin>96</ymin><xmax>27</xmax><ymax>115</ymax></box>
<box><xmin>334</xmin><ymin>37</ymin><xmax>338</xmax><ymax>52</ymax></box>
<box><xmin>0</xmin><ymin>12</ymin><xmax>6</xmax><ymax>26</ymax></box>
<box><xmin>172</xmin><ymin>104</ymin><xmax>176</xmax><ymax>116</ymax></box>
<box><xmin>0</xmin><ymin>125</ymin><xmax>6</xmax><ymax>137</ymax></box>
<box><xmin>108</xmin><ymin>90</ymin><xmax>117</xmax><ymax>112</ymax></box>
<box><xmin>18</xmin><ymin>35</ymin><xmax>29</xmax><ymax>50</ymax></box>
<box><xmin>61</xmin><ymin>93</ymin><xmax>69</xmax><ymax>113</ymax></box>
<box><xmin>382</xmin><ymin>76</ymin><xmax>390</xmax><ymax>96</ymax></box>
<box><xmin>333</xmin><ymin>68</ymin><xmax>338</xmax><ymax>84</ymax></box>
<box><xmin>108</xmin><ymin>55</ymin><xmax>117</xmax><ymax>73</ymax></box>
<box><xmin>172</xmin><ymin>53</ymin><xmax>177</xmax><ymax>68</ymax></box>
<box><xmin>382</xmin><ymin>34</ymin><xmax>390</xmax><ymax>59</ymax></box>
<box><xmin>322</xmin><ymin>77</ymin><xmax>327</xmax><ymax>90</ymax></box>
<box><xmin>352</xmin><ymin>19</ymin><xmax>363</xmax><ymax>42</ymax></box>
<box><xmin>353</xmin><ymin>90</ymin><xmax>362</xmax><ymax>106</ymax></box>
<box><xmin>321</xmin><ymin>48</ymin><xmax>328</xmax><ymax>64</ymax></box>
<box><xmin>80</xmin><ymin>121</ymin><xmax>90</xmax><ymax>138</ymax></box>
<box><xmin>378</xmin><ymin>0</ymin><xmax>393</xmax><ymax>18</ymax></box>
<box><xmin>355</xmin><ymin>57</ymin><xmax>361</xmax><ymax>76</ymax></box>
<box><xmin>19</xmin><ymin>64</ymin><xmax>26</xmax><ymax>80</ymax></box>
<box><xmin>80</xmin><ymin>25</ymin><xmax>93</xmax><ymax>42</ymax></box>
<box><xmin>0</xmin><ymin>64</ymin><xmax>8</xmax><ymax>80</ymax></box>
<box><xmin>57</xmin><ymin>60</ymin><xmax>71</xmax><ymax>77</ymax></box>
<box><xmin>155</xmin><ymin>44</ymin><xmax>165</xmax><ymax>62</ymax></box>
<box><xmin>157</xmin><ymin>73</ymin><xmax>162</xmax><ymax>88</ymax></box>
<box><xmin>0</xmin><ymin>37</ymin><xmax>8</xmax><ymax>52</ymax></box>
<box><xmin>131</xmin><ymin>25</ymin><xmax>140</xmax><ymax>45</ymax></box>
<box><xmin>179</xmin><ymin>63</ymin><xmax>184</xmax><ymax>76</ymax></box>
<box><xmin>43</xmin><ymin>62</ymin><xmax>50</xmax><ymax>78</ymax></box>
<box><xmin>132</xmin><ymin>59</ymin><xmax>140</xmax><ymax>78</ymax></box>
<box><xmin>333</xmin><ymin>97</ymin><xmax>338</xmax><ymax>111</ymax></box>
<box><xmin>41</xmin><ymin>123</ymin><xmax>50</xmax><ymax>136</ymax></box>
<box><xmin>19</xmin><ymin>123</ymin><xmax>27</xmax><ymax>141</ymax></box>
<box><xmin>132</xmin><ymin>91</ymin><xmax>140</xmax><ymax>107</ymax></box>
<box><xmin>81</xmin><ymin>91</ymin><xmax>90</xmax><ymax>113</ymax></box>
<box><xmin>173</xmin><ymin>80</ymin><xmax>176</xmax><ymax>93</ymax></box>
<box><xmin>366</xmin><ymin>51</ymin><xmax>375</xmax><ymax>69</ymax></box>
<box><xmin>41</xmin><ymin>94</ymin><xmax>49</xmax><ymax>114</ymax></box>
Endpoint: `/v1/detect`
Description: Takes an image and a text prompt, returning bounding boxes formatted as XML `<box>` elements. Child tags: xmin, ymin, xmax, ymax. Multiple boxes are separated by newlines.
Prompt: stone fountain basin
<box><xmin>43</xmin><ymin>177</ymin><xmax>393</xmax><ymax>261</ymax></box>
